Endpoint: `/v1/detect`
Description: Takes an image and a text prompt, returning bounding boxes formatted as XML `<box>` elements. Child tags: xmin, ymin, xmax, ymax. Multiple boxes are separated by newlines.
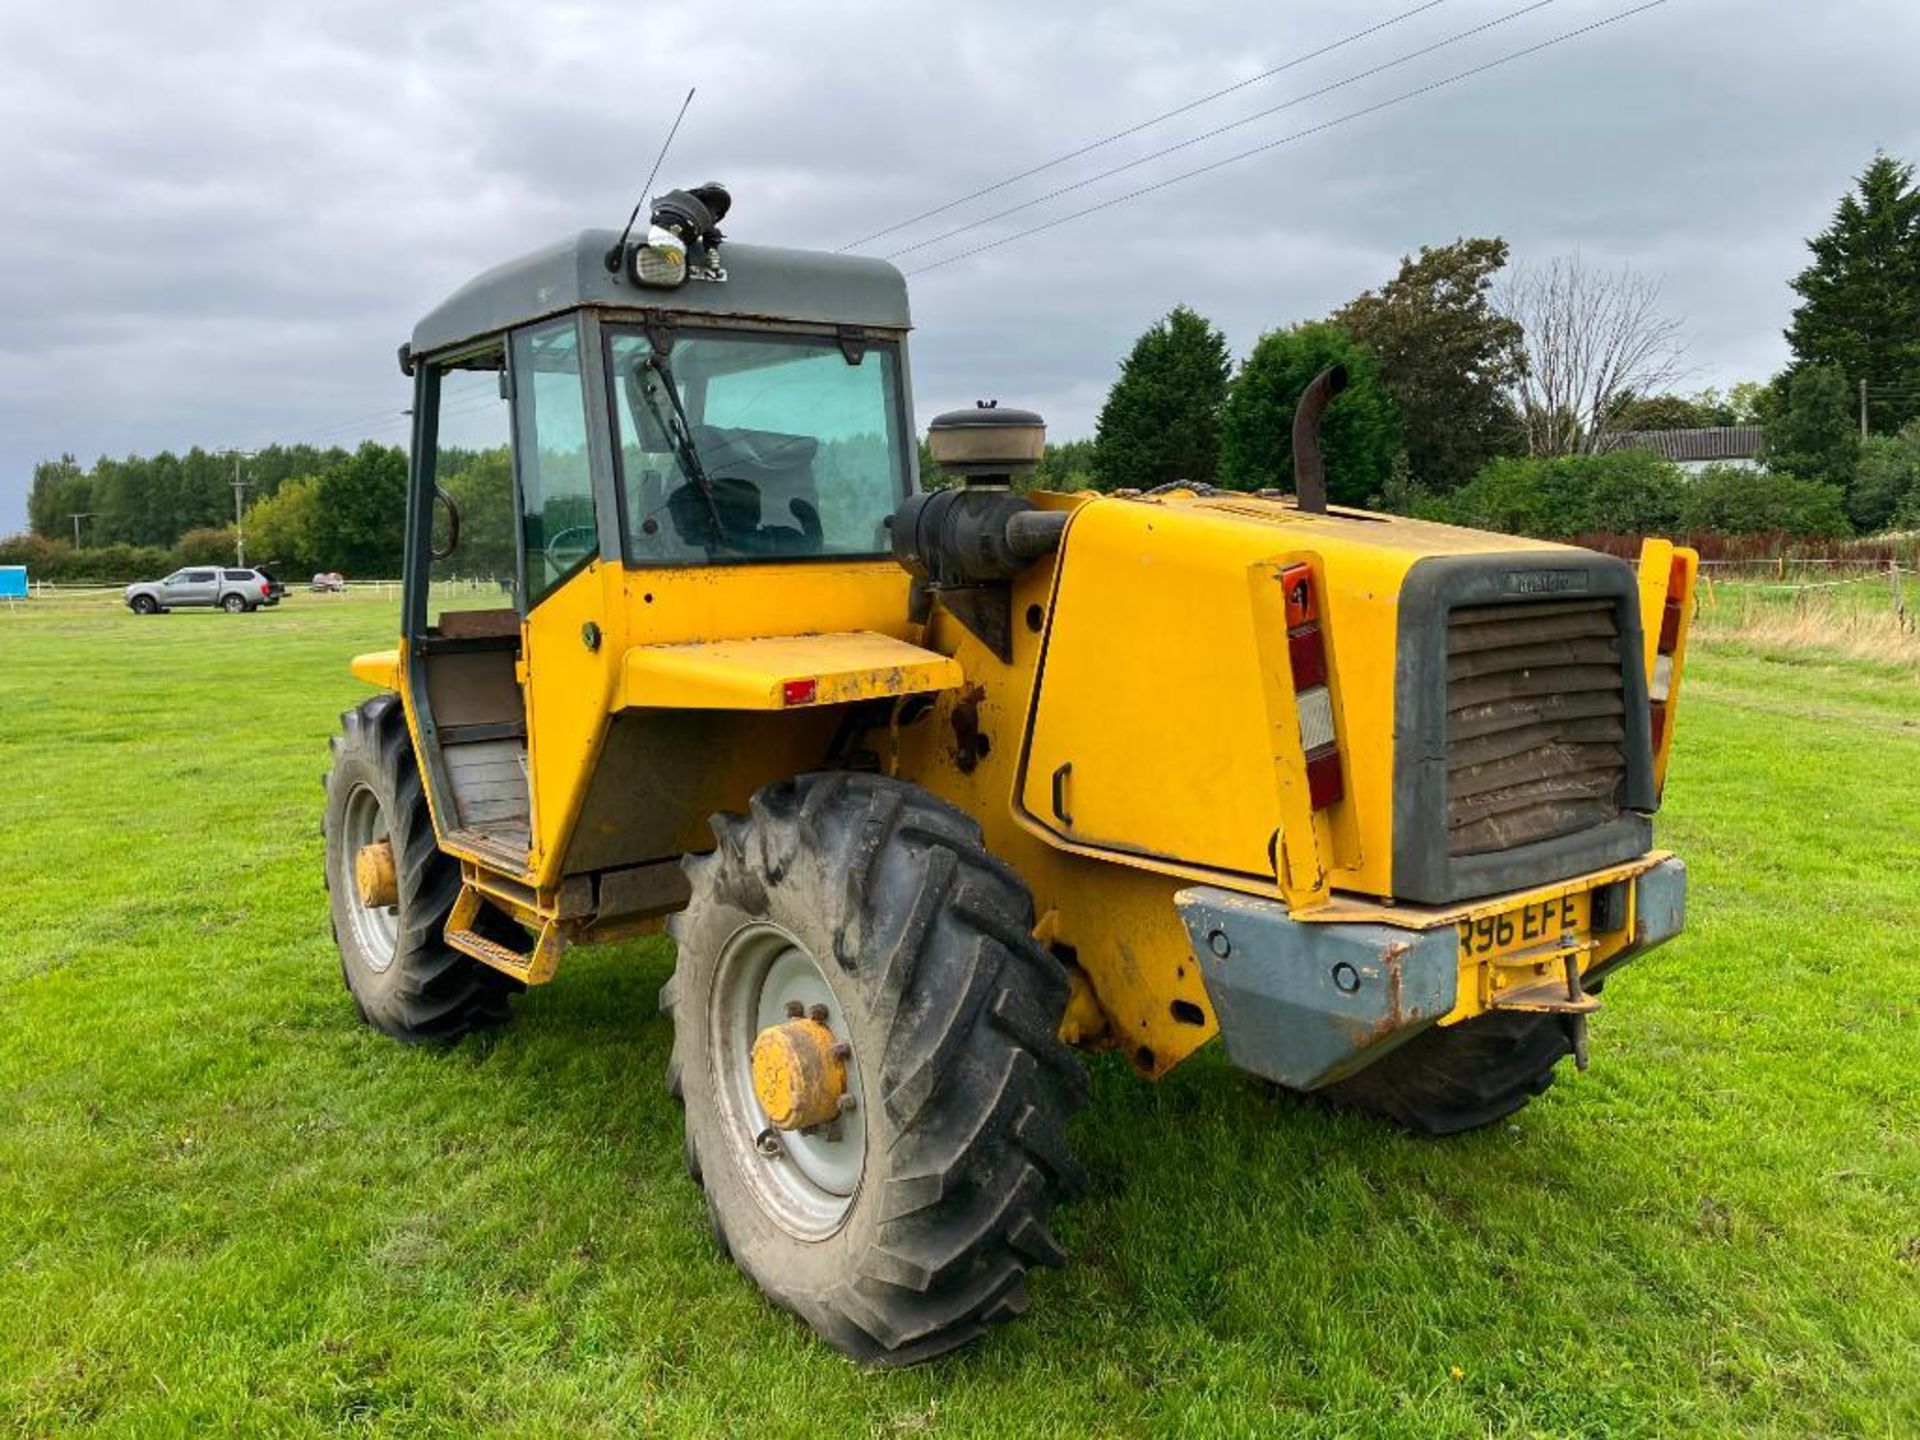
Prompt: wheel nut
<box><xmin>808</xmin><ymin>1003</ymin><xmax>830</xmax><ymax>1025</ymax></box>
<box><xmin>754</xmin><ymin>1127</ymin><xmax>784</xmax><ymax>1157</ymax></box>
<box><xmin>830</xmin><ymin>1041</ymin><xmax>851</xmax><ymax>1061</ymax></box>
<box><xmin>784</xmin><ymin>999</ymin><xmax>805</xmax><ymax>1019</ymax></box>
<box><xmin>836</xmin><ymin>1094</ymin><xmax>858</xmax><ymax>1114</ymax></box>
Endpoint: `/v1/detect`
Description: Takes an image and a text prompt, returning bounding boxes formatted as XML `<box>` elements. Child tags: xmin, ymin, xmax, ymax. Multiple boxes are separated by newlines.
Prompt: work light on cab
<box><xmin>631</xmin><ymin>224</ymin><xmax>687</xmax><ymax>287</ymax></box>
<box><xmin>605</xmin><ymin>181</ymin><xmax>732</xmax><ymax>289</ymax></box>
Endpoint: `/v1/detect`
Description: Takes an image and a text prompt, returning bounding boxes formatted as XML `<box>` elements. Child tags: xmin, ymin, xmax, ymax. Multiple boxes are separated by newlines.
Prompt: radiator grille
<box><xmin>1445</xmin><ymin>598</ymin><xmax>1628</xmax><ymax>856</ymax></box>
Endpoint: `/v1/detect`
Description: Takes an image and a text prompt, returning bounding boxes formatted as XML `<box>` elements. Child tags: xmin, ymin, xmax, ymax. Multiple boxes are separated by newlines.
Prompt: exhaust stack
<box><xmin>1291</xmin><ymin>364</ymin><xmax>1348</xmax><ymax>515</ymax></box>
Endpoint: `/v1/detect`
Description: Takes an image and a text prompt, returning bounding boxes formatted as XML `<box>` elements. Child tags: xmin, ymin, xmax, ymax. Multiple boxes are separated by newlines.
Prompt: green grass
<box><xmin>3</xmin><ymin>593</ymin><xmax>1917</xmax><ymax>1437</ymax></box>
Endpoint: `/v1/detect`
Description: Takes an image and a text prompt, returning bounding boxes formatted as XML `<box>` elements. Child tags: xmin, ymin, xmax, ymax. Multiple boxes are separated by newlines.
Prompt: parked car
<box><xmin>124</xmin><ymin>567</ymin><xmax>280</xmax><ymax>614</ymax></box>
<box><xmin>311</xmin><ymin>571</ymin><xmax>347</xmax><ymax>592</ymax></box>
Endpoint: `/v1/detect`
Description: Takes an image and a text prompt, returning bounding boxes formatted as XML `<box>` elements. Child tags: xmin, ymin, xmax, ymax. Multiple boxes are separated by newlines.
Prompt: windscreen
<box><xmin>608</xmin><ymin>328</ymin><xmax>907</xmax><ymax>564</ymax></box>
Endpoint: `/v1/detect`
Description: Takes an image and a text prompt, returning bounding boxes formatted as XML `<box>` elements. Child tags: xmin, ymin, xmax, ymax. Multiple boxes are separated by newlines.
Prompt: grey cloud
<box><xmin>2</xmin><ymin>0</ymin><xmax>1916</xmax><ymax>527</ymax></box>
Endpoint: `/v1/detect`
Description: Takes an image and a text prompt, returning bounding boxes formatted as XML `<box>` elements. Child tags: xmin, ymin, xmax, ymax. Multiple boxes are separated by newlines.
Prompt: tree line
<box><xmin>8</xmin><ymin>442</ymin><xmax>413</xmax><ymax>582</ymax></box>
<box><xmin>14</xmin><ymin>152</ymin><xmax>1920</xmax><ymax>579</ymax></box>
<box><xmin>1074</xmin><ymin>150</ymin><xmax>1920</xmax><ymax>540</ymax></box>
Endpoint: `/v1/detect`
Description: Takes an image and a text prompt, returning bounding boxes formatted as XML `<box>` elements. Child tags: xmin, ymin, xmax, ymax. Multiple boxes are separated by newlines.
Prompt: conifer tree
<box><xmin>1090</xmin><ymin>306</ymin><xmax>1231</xmax><ymax>491</ymax></box>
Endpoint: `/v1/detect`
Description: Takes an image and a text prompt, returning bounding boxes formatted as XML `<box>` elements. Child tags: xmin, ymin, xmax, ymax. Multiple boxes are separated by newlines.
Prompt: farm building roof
<box><xmin>1597</xmin><ymin>425</ymin><xmax>1765</xmax><ymax>463</ymax></box>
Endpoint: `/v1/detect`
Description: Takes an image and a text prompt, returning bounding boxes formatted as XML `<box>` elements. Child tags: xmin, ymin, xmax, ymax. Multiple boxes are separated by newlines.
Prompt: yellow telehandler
<box><xmin>325</xmin><ymin>184</ymin><xmax>1694</xmax><ymax>1363</ymax></box>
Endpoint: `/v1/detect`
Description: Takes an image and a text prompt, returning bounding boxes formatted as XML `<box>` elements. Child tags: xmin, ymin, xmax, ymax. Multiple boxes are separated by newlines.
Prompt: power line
<box><xmin>233</xmin><ymin>374</ymin><xmax>503</xmax><ymax>454</ymax></box>
<box><xmin>884</xmin><ymin>0</ymin><xmax>1562</xmax><ymax>263</ymax></box>
<box><xmin>837</xmin><ymin>0</ymin><xmax>1454</xmax><ymax>252</ymax></box>
<box><xmin>905</xmin><ymin>0</ymin><xmax>1672</xmax><ymax>278</ymax></box>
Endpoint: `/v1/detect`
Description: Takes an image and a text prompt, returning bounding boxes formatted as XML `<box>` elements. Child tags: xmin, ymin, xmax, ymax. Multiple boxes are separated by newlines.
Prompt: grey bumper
<box><xmin>1174</xmin><ymin>856</ymin><xmax>1687</xmax><ymax>1091</ymax></box>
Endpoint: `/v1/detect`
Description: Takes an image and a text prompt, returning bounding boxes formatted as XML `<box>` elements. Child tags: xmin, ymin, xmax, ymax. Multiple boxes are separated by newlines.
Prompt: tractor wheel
<box><xmin>130</xmin><ymin>595</ymin><xmax>158</xmax><ymax>615</ymax></box>
<box><xmin>222</xmin><ymin>593</ymin><xmax>248</xmax><ymax>614</ymax></box>
<box><xmin>322</xmin><ymin>694</ymin><xmax>520</xmax><ymax>1042</ymax></box>
<box><xmin>663</xmin><ymin>773</ymin><xmax>1087</xmax><ymax>1366</ymax></box>
<box><xmin>1317</xmin><ymin>1009</ymin><xmax>1574</xmax><ymax>1136</ymax></box>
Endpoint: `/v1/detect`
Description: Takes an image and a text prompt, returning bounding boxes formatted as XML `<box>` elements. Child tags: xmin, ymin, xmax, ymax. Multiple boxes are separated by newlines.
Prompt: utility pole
<box><xmin>229</xmin><ymin>450</ymin><xmax>255</xmax><ymax>568</ymax></box>
<box><xmin>1861</xmin><ymin>377</ymin><xmax>1870</xmax><ymax>440</ymax></box>
<box><xmin>69</xmin><ymin>511</ymin><xmax>96</xmax><ymax>548</ymax></box>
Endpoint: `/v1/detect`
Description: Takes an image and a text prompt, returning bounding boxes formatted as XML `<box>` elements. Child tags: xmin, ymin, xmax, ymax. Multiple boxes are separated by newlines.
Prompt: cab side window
<box><xmin>426</xmin><ymin>345</ymin><xmax>517</xmax><ymax>631</ymax></box>
<box><xmin>512</xmin><ymin>319</ymin><xmax>595</xmax><ymax>602</ymax></box>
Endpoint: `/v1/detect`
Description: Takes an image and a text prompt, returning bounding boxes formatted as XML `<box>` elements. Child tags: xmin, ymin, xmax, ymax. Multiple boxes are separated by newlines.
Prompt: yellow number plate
<box><xmin>1458</xmin><ymin>891</ymin><xmax>1590</xmax><ymax>963</ymax></box>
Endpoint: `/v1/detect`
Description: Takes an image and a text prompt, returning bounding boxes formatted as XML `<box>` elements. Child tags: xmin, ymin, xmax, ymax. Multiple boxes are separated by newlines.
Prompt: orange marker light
<box><xmin>1281</xmin><ymin>563</ymin><xmax>1318</xmax><ymax>628</ymax></box>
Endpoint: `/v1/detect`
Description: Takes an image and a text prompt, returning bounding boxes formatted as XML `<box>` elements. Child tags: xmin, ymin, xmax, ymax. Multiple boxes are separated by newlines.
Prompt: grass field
<box><xmin>3</xmin><ymin>590</ymin><xmax>1917</xmax><ymax>1437</ymax></box>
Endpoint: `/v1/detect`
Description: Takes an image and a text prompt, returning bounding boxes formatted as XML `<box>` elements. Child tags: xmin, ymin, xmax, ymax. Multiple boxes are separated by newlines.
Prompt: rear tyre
<box><xmin>130</xmin><ymin>595</ymin><xmax>158</xmax><ymax>615</ymax></box>
<box><xmin>1317</xmin><ymin>1009</ymin><xmax>1573</xmax><ymax>1136</ymax></box>
<box><xmin>322</xmin><ymin>694</ymin><xmax>520</xmax><ymax>1042</ymax></box>
<box><xmin>663</xmin><ymin>773</ymin><xmax>1087</xmax><ymax>1366</ymax></box>
<box><xmin>222</xmin><ymin>593</ymin><xmax>248</xmax><ymax>614</ymax></box>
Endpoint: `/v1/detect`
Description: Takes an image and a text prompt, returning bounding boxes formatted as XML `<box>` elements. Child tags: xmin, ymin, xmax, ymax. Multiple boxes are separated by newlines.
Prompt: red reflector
<box><xmin>1659</xmin><ymin>598</ymin><xmax>1683</xmax><ymax>653</ymax></box>
<box><xmin>1280</xmin><ymin>563</ymin><xmax>1318</xmax><ymax>628</ymax></box>
<box><xmin>1669</xmin><ymin>554</ymin><xmax>1689</xmax><ymax>592</ymax></box>
<box><xmin>1650</xmin><ymin>700</ymin><xmax>1667</xmax><ymax>750</ymax></box>
<box><xmin>781</xmin><ymin>677</ymin><xmax>818</xmax><ymax>707</ymax></box>
<box><xmin>1287</xmin><ymin>626</ymin><xmax>1327</xmax><ymax>689</ymax></box>
<box><xmin>1305</xmin><ymin>745</ymin><xmax>1343</xmax><ymax>809</ymax></box>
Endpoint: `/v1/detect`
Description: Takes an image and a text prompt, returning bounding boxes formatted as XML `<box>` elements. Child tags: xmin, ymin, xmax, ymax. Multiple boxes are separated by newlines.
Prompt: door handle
<box><xmin>1050</xmin><ymin>762</ymin><xmax>1073</xmax><ymax>827</ymax></box>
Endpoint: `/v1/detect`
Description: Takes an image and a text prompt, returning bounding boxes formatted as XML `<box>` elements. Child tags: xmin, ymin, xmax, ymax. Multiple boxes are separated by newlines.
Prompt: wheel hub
<box><xmin>750</xmin><ymin>1012</ymin><xmax>848</xmax><ymax>1131</ymax></box>
<box><xmin>711</xmin><ymin>922</ymin><xmax>866</xmax><ymax>1238</ymax></box>
<box><xmin>355</xmin><ymin>838</ymin><xmax>398</xmax><ymax>909</ymax></box>
<box><xmin>338</xmin><ymin>785</ymin><xmax>400</xmax><ymax>971</ymax></box>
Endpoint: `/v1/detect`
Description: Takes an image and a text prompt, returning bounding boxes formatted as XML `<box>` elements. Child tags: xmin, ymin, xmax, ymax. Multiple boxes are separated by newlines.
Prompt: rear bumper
<box><xmin>1174</xmin><ymin>856</ymin><xmax>1686</xmax><ymax>1091</ymax></box>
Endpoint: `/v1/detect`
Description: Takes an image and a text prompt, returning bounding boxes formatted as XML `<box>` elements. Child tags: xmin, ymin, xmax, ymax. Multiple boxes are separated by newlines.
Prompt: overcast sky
<box><xmin>1</xmin><ymin>0</ymin><xmax>1915</xmax><ymax>530</ymax></box>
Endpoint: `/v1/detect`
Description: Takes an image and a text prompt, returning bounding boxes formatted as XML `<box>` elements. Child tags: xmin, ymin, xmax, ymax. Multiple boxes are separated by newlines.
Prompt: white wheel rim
<box><xmin>339</xmin><ymin>784</ymin><xmax>400</xmax><ymax>971</ymax></box>
<box><xmin>710</xmin><ymin>921</ymin><xmax>866</xmax><ymax>1239</ymax></box>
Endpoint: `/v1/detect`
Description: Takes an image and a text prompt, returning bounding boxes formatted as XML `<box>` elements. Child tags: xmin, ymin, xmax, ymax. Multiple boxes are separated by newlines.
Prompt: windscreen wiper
<box><xmin>641</xmin><ymin>353</ymin><xmax>728</xmax><ymax>549</ymax></box>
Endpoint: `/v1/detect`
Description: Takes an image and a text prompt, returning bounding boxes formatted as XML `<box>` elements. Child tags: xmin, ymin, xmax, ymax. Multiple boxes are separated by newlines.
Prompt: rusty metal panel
<box><xmin>1174</xmin><ymin>886</ymin><xmax>1458</xmax><ymax>1090</ymax></box>
<box><xmin>1445</xmin><ymin>599</ymin><xmax>1628</xmax><ymax>856</ymax></box>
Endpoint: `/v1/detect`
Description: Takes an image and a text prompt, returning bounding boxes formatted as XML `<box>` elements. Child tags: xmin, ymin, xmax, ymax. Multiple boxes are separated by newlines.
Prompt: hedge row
<box><xmin>1411</xmin><ymin>449</ymin><xmax>1851</xmax><ymax>539</ymax></box>
<box><xmin>0</xmin><ymin>530</ymin><xmax>242</xmax><ymax>585</ymax></box>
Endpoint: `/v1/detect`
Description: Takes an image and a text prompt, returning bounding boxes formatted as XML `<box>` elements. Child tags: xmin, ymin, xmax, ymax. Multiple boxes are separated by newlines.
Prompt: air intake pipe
<box><xmin>1291</xmin><ymin>364</ymin><xmax>1348</xmax><ymax>515</ymax></box>
<box><xmin>891</xmin><ymin>403</ymin><xmax>1064</xmax><ymax>585</ymax></box>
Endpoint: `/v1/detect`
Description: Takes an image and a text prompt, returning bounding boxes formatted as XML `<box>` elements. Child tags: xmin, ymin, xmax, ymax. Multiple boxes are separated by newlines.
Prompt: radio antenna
<box><xmin>605</xmin><ymin>86</ymin><xmax>697</xmax><ymax>272</ymax></box>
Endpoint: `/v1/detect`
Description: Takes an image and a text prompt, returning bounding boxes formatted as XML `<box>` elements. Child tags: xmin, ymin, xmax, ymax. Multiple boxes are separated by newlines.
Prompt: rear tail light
<box><xmin>260</xmin><ymin>581</ymin><xmax>270</xmax><ymax>596</ymax></box>
<box><xmin>1280</xmin><ymin>562</ymin><xmax>1343</xmax><ymax>809</ymax></box>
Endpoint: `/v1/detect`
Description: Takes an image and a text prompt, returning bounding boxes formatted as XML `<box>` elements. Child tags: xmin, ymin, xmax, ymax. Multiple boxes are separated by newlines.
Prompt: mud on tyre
<box><xmin>322</xmin><ymin>694</ymin><xmax>520</xmax><ymax>1042</ymax></box>
<box><xmin>663</xmin><ymin>772</ymin><xmax>1087</xmax><ymax>1365</ymax></box>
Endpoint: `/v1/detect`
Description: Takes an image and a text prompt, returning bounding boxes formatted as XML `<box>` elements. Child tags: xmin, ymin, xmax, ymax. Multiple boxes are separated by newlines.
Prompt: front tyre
<box><xmin>130</xmin><ymin>595</ymin><xmax>158</xmax><ymax>615</ymax></box>
<box><xmin>663</xmin><ymin>773</ymin><xmax>1087</xmax><ymax>1366</ymax></box>
<box><xmin>322</xmin><ymin>695</ymin><xmax>519</xmax><ymax>1041</ymax></box>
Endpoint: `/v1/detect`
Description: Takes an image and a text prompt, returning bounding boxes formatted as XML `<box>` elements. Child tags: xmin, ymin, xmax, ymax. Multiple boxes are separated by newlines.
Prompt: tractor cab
<box><xmin>386</xmin><ymin>186</ymin><xmax>923</xmax><ymax>902</ymax></box>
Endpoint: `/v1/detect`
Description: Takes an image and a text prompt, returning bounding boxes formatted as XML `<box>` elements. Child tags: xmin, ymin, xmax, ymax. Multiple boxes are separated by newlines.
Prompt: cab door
<box><xmin>403</xmin><ymin>338</ymin><xmax>529</xmax><ymax>864</ymax></box>
<box><xmin>507</xmin><ymin>315</ymin><xmax>606</xmax><ymax>880</ymax></box>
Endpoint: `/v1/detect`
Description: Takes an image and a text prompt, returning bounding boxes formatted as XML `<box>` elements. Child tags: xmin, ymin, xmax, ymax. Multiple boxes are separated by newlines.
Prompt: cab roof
<box><xmin>409</xmin><ymin>230</ymin><xmax>911</xmax><ymax>361</ymax></box>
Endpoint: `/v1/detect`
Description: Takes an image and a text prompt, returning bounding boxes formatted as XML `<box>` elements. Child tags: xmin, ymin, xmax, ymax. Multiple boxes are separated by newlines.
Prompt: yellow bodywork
<box><xmin>621</xmin><ymin>631</ymin><xmax>962</xmax><ymax>710</ymax></box>
<box><xmin>350</xmin><ymin>649</ymin><xmax>400</xmax><ymax>689</ymax></box>
<box><xmin>353</xmin><ymin>490</ymin><xmax>1694</xmax><ymax>1080</ymax></box>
